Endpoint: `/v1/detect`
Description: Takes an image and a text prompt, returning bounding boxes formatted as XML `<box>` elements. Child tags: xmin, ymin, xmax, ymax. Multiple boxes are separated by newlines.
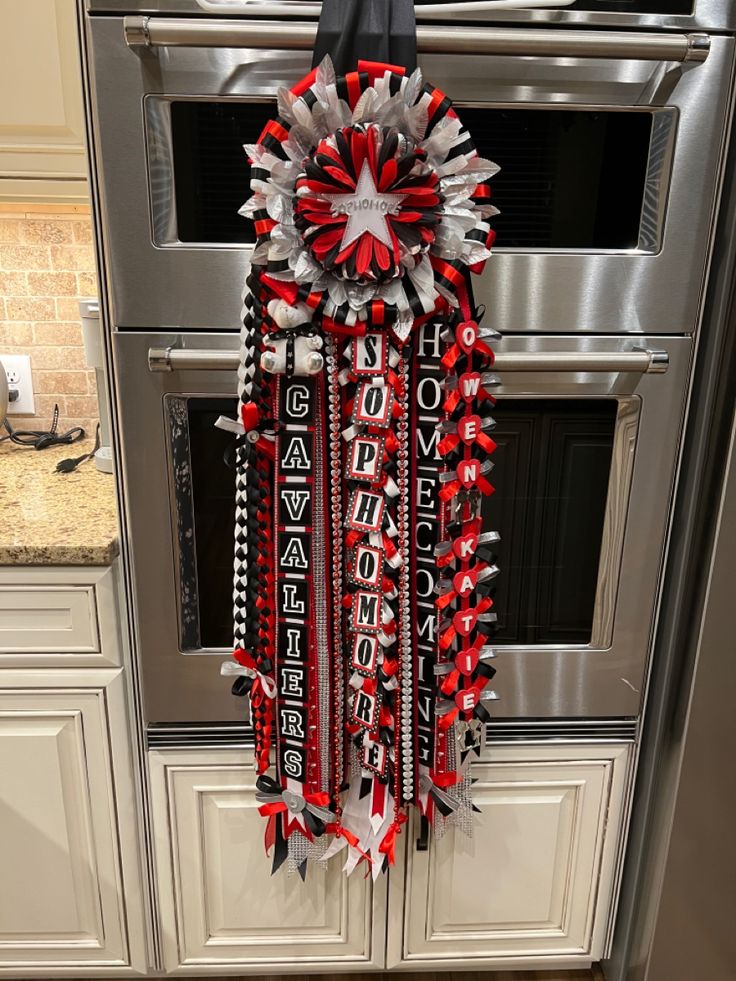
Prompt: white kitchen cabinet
<box><xmin>0</xmin><ymin>0</ymin><xmax>87</xmax><ymax>202</ymax></box>
<box><xmin>150</xmin><ymin>743</ymin><xmax>630</xmax><ymax>975</ymax></box>
<box><xmin>388</xmin><ymin>742</ymin><xmax>631</xmax><ymax>972</ymax></box>
<box><xmin>0</xmin><ymin>671</ymin><xmax>148</xmax><ymax>975</ymax></box>
<box><xmin>148</xmin><ymin>749</ymin><xmax>384</xmax><ymax>974</ymax></box>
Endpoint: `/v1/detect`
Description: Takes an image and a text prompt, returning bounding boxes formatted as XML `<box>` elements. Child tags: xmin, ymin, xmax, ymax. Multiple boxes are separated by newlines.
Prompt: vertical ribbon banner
<box><xmin>222</xmin><ymin>18</ymin><xmax>500</xmax><ymax>876</ymax></box>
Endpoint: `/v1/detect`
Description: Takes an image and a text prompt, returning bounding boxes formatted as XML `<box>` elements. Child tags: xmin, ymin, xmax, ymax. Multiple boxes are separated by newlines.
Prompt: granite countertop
<box><xmin>0</xmin><ymin>439</ymin><xmax>119</xmax><ymax>566</ymax></box>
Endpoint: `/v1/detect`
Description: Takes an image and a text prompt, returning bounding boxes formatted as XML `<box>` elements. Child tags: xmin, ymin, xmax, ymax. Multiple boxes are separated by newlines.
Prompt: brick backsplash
<box><xmin>0</xmin><ymin>205</ymin><xmax>99</xmax><ymax>438</ymax></box>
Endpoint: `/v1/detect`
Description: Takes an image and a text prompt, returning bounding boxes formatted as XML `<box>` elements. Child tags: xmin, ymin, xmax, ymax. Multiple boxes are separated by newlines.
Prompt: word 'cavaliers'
<box><xmin>223</xmin><ymin>56</ymin><xmax>500</xmax><ymax>878</ymax></box>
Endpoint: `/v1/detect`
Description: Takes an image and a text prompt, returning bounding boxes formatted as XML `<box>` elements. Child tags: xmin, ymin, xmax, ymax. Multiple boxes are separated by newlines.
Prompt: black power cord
<box><xmin>1</xmin><ymin>403</ymin><xmax>85</xmax><ymax>450</ymax></box>
<box><xmin>55</xmin><ymin>423</ymin><xmax>101</xmax><ymax>474</ymax></box>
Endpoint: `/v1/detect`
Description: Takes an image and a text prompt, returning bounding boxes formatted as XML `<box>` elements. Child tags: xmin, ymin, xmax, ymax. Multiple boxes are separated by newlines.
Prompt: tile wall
<box><xmin>0</xmin><ymin>203</ymin><xmax>99</xmax><ymax>438</ymax></box>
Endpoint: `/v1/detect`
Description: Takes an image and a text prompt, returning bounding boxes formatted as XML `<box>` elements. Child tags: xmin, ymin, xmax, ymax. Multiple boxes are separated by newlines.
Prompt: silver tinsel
<box><xmin>242</xmin><ymin>55</ymin><xmax>498</xmax><ymax>327</ymax></box>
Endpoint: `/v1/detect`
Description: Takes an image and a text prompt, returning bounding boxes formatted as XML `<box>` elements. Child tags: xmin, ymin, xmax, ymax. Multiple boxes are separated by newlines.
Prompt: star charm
<box><xmin>324</xmin><ymin>159</ymin><xmax>406</xmax><ymax>250</ymax></box>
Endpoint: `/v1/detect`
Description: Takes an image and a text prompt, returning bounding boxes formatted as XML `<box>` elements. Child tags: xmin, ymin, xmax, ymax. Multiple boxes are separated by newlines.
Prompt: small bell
<box><xmin>306</xmin><ymin>351</ymin><xmax>324</xmax><ymax>374</ymax></box>
<box><xmin>261</xmin><ymin>350</ymin><xmax>277</xmax><ymax>373</ymax></box>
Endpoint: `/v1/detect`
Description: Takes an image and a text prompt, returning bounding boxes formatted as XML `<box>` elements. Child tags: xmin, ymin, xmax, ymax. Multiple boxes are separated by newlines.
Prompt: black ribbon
<box><xmin>256</xmin><ymin>773</ymin><xmax>282</xmax><ymax>796</ymax></box>
<box><xmin>312</xmin><ymin>0</ymin><xmax>417</xmax><ymax>76</ymax></box>
<box><xmin>269</xmin><ymin>324</ymin><xmax>317</xmax><ymax>379</ymax></box>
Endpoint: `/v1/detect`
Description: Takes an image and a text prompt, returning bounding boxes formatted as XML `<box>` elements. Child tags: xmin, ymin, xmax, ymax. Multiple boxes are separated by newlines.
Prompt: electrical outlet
<box><xmin>2</xmin><ymin>354</ymin><xmax>35</xmax><ymax>415</ymax></box>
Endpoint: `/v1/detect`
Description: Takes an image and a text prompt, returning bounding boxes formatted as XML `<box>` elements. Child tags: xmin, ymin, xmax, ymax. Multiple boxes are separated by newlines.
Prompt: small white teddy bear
<box><xmin>261</xmin><ymin>299</ymin><xmax>324</xmax><ymax>376</ymax></box>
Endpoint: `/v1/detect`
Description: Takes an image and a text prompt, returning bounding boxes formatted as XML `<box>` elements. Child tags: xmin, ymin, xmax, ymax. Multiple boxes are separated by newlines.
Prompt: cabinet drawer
<box><xmin>0</xmin><ymin>586</ymin><xmax>99</xmax><ymax>653</ymax></box>
<box><xmin>0</xmin><ymin>567</ymin><xmax>121</xmax><ymax>667</ymax></box>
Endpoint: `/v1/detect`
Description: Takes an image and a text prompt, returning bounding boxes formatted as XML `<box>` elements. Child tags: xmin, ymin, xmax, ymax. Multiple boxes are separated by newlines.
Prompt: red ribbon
<box><xmin>257</xmin><ymin>790</ymin><xmax>330</xmax><ymax>820</ymax></box>
<box><xmin>437</xmin><ymin>430</ymin><xmax>496</xmax><ymax>457</ymax></box>
<box><xmin>378</xmin><ymin>813</ymin><xmax>408</xmax><ymax>866</ymax></box>
<box><xmin>325</xmin><ymin>823</ymin><xmax>374</xmax><ymax>867</ymax></box>
<box><xmin>240</xmin><ymin>401</ymin><xmax>260</xmax><ymax>432</ymax></box>
<box><xmin>440</xmin><ymin>332</ymin><xmax>495</xmax><ymax>374</ymax></box>
<box><xmin>435</xmin><ymin>561</ymin><xmax>488</xmax><ymax>610</ymax></box>
<box><xmin>438</xmin><ymin>707</ymin><xmax>459</xmax><ymax>732</ymax></box>
<box><xmin>264</xmin><ymin>813</ymin><xmax>277</xmax><ymax>855</ymax></box>
<box><xmin>378</xmin><ymin>703</ymin><xmax>394</xmax><ymax>728</ymax></box>
<box><xmin>430</xmin><ymin>770</ymin><xmax>461</xmax><ymax>789</ymax></box>
<box><xmin>440</xmin><ymin>668</ymin><xmax>461</xmax><ymax>695</ymax></box>
<box><xmin>438</xmin><ymin>596</ymin><xmax>493</xmax><ymax>651</ymax></box>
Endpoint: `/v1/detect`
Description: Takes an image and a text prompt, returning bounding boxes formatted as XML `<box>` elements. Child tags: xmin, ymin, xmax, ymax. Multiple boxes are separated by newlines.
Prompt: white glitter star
<box><xmin>324</xmin><ymin>159</ymin><xmax>407</xmax><ymax>251</ymax></box>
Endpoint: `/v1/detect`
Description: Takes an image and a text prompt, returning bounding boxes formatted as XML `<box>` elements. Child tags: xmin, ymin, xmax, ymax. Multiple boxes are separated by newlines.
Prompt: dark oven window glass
<box><xmin>484</xmin><ymin>399</ymin><xmax>618</xmax><ymax>645</ymax></box>
<box><xmin>458</xmin><ymin>107</ymin><xmax>652</xmax><ymax>248</ymax></box>
<box><xmin>170</xmin><ymin>395</ymin><xmax>617</xmax><ymax>652</ymax></box>
<box><xmin>416</xmin><ymin>1</ymin><xmax>691</xmax><ymax>10</ymax></box>
<box><xmin>171</xmin><ymin>101</ymin><xmax>276</xmax><ymax>245</ymax></box>
<box><xmin>168</xmin><ymin>396</ymin><xmax>238</xmax><ymax>651</ymax></box>
<box><xmin>169</xmin><ymin>101</ymin><xmax>652</xmax><ymax>249</ymax></box>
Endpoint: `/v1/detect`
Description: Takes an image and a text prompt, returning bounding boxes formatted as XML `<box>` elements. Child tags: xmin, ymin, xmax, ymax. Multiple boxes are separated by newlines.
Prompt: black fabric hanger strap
<box><xmin>312</xmin><ymin>0</ymin><xmax>418</xmax><ymax>75</ymax></box>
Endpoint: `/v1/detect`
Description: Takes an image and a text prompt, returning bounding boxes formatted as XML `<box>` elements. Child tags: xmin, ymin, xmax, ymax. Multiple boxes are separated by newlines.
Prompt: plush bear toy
<box><xmin>261</xmin><ymin>299</ymin><xmax>324</xmax><ymax>376</ymax></box>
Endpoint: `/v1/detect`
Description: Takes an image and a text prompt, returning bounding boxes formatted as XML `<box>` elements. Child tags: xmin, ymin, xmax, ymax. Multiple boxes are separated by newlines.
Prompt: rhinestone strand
<box><xmin>312</xmin><ymin>379</ymin><xmax>332</xmax><ymax>794</ymax></box>
<box><xmin>396</xmin><ymin>352</ymin><xmax>414</xmax><ymax>804</ymax></box>
<box><xmin>325</xmin><ymin>336</ymin><xmax>345</xmax><ymax>812</ymax></box>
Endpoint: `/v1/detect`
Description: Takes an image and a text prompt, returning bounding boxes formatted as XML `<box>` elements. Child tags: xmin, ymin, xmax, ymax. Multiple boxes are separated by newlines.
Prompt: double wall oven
<box><xmin>82</xmin><ymin>0</ymin><xmax>736</xmax><ymax>740</ymax></box>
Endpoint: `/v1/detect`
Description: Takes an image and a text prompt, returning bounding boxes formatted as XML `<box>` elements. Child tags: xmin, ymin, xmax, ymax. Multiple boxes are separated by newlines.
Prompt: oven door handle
<box><xmin>148</xmin><ymin>346</ymin><xmax>669</xmax><ymax>374</ymax></box>
<box><xmin>124</xmin><ymin>17</ymin><xmax>709</xmax><ymax>64</ymax></box>
<box><xmin>193</xmin><ymin>1</ymin><xmax>578</xmax><ymax>12</ymax></box>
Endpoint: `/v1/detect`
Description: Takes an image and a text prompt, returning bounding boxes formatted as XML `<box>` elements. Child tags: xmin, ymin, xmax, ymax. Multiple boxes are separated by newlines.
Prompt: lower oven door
<box><xmin>112</xmin><ymin>332</ymin><xmax>690</xmax><ymax>729</ymax></box>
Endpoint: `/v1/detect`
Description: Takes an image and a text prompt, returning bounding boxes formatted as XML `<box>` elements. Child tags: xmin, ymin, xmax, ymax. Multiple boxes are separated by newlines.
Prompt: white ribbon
<box><xmin>220</xmin><ymin>660</ymin><xmax>277</xmax><ymax>698</ymax></box>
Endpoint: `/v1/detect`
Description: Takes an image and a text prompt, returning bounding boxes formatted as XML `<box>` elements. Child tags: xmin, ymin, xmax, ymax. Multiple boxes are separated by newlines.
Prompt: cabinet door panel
<box><xmin>0</xmin><ymin>690</ymin><xmax>128</xmax><ymax>970</ymax></box>
<box><xmin>150</xmin><ymin>751</ymin><xmax>380</xmax><ymax>971</ymax></box>
<box><xmin>398</xmin><ymin>745</ymin><xmax>629</xmax><ymax>967</ymax></box>
<box><xmin>0</xmin><ymin>0</ymin><xmax>87</xmax><ymax>201</ymax></box>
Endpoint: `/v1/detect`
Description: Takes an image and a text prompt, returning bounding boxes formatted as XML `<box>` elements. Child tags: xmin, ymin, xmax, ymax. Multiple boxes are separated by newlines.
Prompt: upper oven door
<box><xmin>86</xmin><ymin>18</ymin><xmax>734</xmax><ymax>334</ymax></box>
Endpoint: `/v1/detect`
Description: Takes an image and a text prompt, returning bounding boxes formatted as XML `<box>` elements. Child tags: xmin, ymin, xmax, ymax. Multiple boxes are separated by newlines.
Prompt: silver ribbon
<box><xmin>255</xmin><ymin>786</ymin><xmax>335</xmax><ymax>825</ymax></box>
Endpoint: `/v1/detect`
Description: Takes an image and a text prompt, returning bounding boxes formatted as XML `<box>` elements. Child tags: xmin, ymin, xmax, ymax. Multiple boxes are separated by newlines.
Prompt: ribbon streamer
<box><xmin>224</xmin><ymin>50</ymin><xmax>499</xmax><ymax>877</ymax></box>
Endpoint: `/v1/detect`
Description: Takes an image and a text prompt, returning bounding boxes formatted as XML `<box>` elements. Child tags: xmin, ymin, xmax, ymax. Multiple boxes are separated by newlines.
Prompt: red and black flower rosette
<box><xmin>240</xmin><ymin>55</ymin><xmax>498</xmax><ymax>332</ymax></box>
<box><xmin>294</xmin><ymin>123</ymin><xmax>442</xmax><ymax>284</ymax></box>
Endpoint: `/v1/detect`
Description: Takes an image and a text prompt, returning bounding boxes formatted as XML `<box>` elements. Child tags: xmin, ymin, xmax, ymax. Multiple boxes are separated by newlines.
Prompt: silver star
<box><xmin>324</xmin><ymin>159</ymin><xmax>407</xmax><ymax>251</ymax></box>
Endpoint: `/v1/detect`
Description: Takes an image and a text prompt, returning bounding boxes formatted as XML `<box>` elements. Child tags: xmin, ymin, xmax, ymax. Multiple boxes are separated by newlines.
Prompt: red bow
<box><xmin>440</xmin><ymin>322</ymin><xmax>495</xmax><ymax>373</ymax></box>
<box><xmin>435</xmin><ymin>563</ymin><xmax>488</xmax><ymax>610</ymax></box>
<box><xmin>378</xmin><ymin>813</ymin><xmax>408</xmax><ymax>865</ymax></box>
<box><xmin>437</xmin><ymin>428</ymin><xmax>496</xmax><ymax>457</ymax></box>
<box><xmin>258</xmin><ymin>790</ymin><xmax>331</xmax><ymax>819</ymax></box>
<box><xmin>439</xmin><ymin>469</ymin><xmax>494</xmax><ymax>502</ymax></box>
<box><xmin>438</xmin><ymin>596</ymin><xmax>493</xmax><ymax>651</ymax></box>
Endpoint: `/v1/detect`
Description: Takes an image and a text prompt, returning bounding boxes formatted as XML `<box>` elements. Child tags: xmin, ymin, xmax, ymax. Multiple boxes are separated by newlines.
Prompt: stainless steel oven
<box><xmin>79</xmin><ymin>1</ymin><xmax>735</xmax><ymax>740</ymax></box>
<box><xmin>84</xmin><ymin>4</ymin><xmax>735</xmax><ymax>335</ymax></box>
<box><xmin>112</xmin><ymin>330</ymin><xmax>690</xmax><ymax>729</ymax></box>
